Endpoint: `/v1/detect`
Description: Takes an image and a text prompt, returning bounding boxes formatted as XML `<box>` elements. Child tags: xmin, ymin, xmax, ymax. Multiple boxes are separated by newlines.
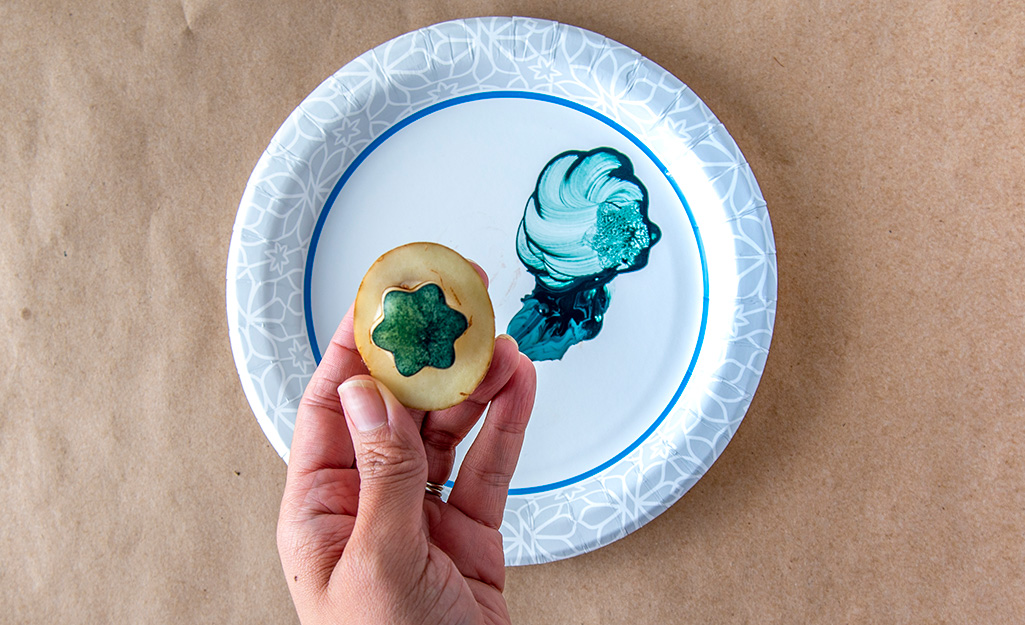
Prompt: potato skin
<box><xmin>353</xmin><ymin>242</ymin><xmax>495</xmax><ymax>411</ymax></box>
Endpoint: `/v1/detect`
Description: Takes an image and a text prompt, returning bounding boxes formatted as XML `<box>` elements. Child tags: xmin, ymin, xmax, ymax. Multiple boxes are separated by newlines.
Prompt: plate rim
<box><xmin>226</xmin><ymin>15</ymin><xmax>776</xmax><ymax>565</ymax></box>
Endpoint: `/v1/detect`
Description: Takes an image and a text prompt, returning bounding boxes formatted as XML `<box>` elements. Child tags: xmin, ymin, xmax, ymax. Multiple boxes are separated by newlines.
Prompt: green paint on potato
<box><xmin>371</xmin><ymin>283</ymin><xmax>468</xmax><ymax>377</ymax></box>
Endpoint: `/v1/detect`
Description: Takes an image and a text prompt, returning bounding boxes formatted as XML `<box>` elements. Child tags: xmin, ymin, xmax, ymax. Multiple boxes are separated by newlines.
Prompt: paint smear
<box><xmin>508</xmin><ymin>148</ymin><xmax>661</xmax><ymax>360</ymax></box>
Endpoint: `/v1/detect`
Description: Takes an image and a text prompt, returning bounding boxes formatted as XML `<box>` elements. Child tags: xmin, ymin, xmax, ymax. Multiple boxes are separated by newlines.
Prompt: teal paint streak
<box><xmin>372</xmin><ymin>283</ymin><xmax>468</xmax><ymax>376</ymax></box>
<box><xmin>508</xmin><ymin>148</ymin><xmax>661</xmax><ymax>361</ymax></box>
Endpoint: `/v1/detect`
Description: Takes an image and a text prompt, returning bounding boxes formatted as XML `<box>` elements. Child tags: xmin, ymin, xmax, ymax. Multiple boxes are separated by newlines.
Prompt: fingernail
<box><xmin>497</xmin><ymin>333</ymin><xmax>518</xmax><ymax>351</ymax></box>
<box><xmin>339</xmin><ymin>379</ymin><xmax>388</xmax><ymax>432</ymax></box>
<box><xmin>466</xmin><ymin>259</ymin><xmax>489</xmax><ymax>287</ymax></box>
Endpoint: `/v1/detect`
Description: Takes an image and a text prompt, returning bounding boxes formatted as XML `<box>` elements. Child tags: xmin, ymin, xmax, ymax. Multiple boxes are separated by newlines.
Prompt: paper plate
<box><xmin>226</xmin><ymin>16</ymin><xmax>776</xmax><ymax>565</ymax></box>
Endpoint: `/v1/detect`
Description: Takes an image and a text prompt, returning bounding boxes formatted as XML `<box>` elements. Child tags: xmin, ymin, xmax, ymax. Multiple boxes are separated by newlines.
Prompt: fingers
<box><xmin>467</xmin><ymin>259</ymin><xmax>489</xmax><ymax>287</ymax></box>
<box><xmin>447</xmin><ymin>354</ymin><xmax>536</xmax><ymax>529</ymax></box>
<box><xmin>424</xmin><ymin>501</ymin><xmax>507</xmax><ymax>590</ymax></box>
<box><xmin>288</xmin><ymin>305</ymin><xmax>368</xmax><ymax>478</ymax></box>
<box><xmin>339</xmin><ymin>376</ymin><xmax>429</xmax><ymax>551</ymax></box>
<box><xmin>421</xmin><ymin>335</ymin><xmax>521</xmax><ymax>484</ymax></box>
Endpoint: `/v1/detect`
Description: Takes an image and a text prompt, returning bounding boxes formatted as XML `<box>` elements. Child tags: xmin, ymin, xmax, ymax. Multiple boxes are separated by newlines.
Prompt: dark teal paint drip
<box><xmin>508</xmin><ymin>148</ymin><xmax>661</xmax><ymax>361</ymax></box>
<box><xmin>372</xmin><ymin>283</ymin><xmax>468</xmax><ymax>376</ymax></box>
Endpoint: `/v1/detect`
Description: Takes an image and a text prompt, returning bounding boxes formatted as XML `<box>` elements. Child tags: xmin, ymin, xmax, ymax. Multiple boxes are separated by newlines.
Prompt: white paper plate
<box><xmin>226</xmin><ymin>16</ymin><xmax>776</xmax><ymax>565</ymax></box>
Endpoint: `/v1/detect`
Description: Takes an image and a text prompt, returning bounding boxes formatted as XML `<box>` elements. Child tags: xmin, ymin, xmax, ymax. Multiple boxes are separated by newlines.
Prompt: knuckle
<box><xmin>357</xmin><ymin>440</ymin><xmax>427</xmax><ymax>485</ymax></box>
<box><xmin>422</xmin><ymin>427</ymin><xmax>461</xmax><ymax>452</ymax></box>
<box><xmin>300</xmin><ymin>373</ymin><xmax>341</xmax><ymax>410</ymax></box>
<box><xmin>464</xmin><ymin>462</ymin><xmax>511</xmax><ymax>490</ymax></box>
<box><xmin>489</xmin><ymin>417</ymin><xmax>528</xmax><ymax>436</ymax></box>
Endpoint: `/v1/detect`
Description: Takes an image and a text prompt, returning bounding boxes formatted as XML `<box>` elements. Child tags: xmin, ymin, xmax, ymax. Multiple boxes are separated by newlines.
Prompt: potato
<box><xmin>353</xmin><ymin>242</ymin><xmax>495</xmax><ymax>411</ymax></box>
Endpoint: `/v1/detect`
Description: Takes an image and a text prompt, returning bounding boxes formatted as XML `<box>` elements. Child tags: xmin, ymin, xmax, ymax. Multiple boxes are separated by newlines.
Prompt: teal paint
<box><xmin>508</xmin><ymin>148</ymin><xmax>661</xmax><ymax>361</ymax></box>
<box><xmin>372</xmin><ymin>283</ymin><xmax>469</xmax><ymax>376</ymax></box>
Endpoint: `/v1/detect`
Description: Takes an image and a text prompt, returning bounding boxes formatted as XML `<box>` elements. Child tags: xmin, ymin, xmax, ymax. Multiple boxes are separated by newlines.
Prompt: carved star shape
<box><xmin>371</xmin><ymin>283</ymin><xmax>468</xmax><ymax>377</ymax></box>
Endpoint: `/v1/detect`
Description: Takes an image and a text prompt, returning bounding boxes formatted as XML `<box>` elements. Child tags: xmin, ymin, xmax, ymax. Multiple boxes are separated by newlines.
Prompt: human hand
<box><xmin>277</xmin><ymin>296</ymin><xmax>536</xmax><ymax>624</ymax></box>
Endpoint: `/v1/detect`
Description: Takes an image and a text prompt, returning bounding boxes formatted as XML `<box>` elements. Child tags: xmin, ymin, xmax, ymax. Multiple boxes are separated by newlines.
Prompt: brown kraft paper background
<box><xmin>2</xmin><ymin>1</ymin><xmax>1023</xmax><ymax>623</ymax></box>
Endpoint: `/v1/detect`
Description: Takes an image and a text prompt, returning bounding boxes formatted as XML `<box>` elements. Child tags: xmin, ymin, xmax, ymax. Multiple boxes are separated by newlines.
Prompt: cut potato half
<box><xmin>353</xmin><ymin>242</ymin><xmax>496</xmax><ymax>411</ymax></box>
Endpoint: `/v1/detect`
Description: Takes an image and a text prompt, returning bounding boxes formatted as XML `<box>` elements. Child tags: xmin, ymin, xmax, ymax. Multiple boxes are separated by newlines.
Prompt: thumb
<box><xmin>338</xmin><ymin>376</ymin><xmax>428</xmax><ymax>543</ymax></box>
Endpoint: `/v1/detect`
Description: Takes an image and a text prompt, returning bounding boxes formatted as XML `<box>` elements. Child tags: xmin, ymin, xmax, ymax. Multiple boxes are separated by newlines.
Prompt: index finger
<box><xmin>288</xmin><ymin>305</ymin><xmax>369</xmax><ymax>477</ymax></box>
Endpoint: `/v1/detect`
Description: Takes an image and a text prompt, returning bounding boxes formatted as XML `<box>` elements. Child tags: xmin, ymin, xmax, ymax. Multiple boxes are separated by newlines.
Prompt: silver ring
<box><xmin>425</xmin><ymin>481</ymin><xmax>445</xmax><ymax>497</ymax></box>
